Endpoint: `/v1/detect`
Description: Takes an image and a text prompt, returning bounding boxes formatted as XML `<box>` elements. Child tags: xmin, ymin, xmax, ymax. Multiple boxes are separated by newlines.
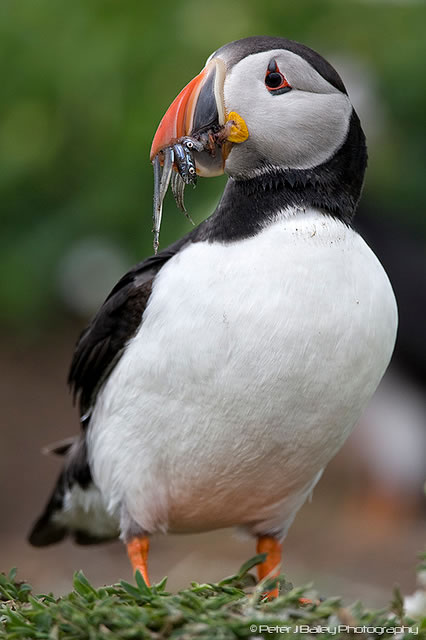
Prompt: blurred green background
<box><xmin>1</xmin><ymin>0</ymin><xmax>425</xmax><ymax>602</ymax></box>
<box><xmin>1</xmin><ymin>0</ymin><xmax>425</xmax><ymax>335</ymax></box>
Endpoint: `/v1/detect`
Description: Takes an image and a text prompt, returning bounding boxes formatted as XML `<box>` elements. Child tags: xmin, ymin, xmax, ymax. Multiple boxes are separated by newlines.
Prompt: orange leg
<box><xmin>126</xmin><ymin>536</ymin><xmax>151</xmax><ymax>586</ymax></box>
<box><xmin>257</xmin><ymin>536</ymin><xmax>282</xmax><ymax>599</ymax></box>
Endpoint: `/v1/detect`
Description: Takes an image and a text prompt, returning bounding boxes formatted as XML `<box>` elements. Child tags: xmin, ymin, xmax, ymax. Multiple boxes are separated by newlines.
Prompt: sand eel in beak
<box><xmin>150</xmin><ymin>55</ymin><xmax>249</xmax><ymax>252</ymax></box>
<box><xmin>29</xmin><ymin>36</ymin><xmax>397</xmax><ymax>598</ymax></box>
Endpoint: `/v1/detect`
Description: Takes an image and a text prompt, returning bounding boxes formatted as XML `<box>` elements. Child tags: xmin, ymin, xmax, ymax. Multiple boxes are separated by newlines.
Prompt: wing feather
<box><xmin>68</xmin><ymin>237</ymin><xmax>191</xmax><ymax>420</ymax></box>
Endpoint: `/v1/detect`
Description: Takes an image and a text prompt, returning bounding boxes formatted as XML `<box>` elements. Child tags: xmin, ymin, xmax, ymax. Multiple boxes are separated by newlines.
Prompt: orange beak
<box><xmin>150</xmin><ymin>58</ymin><xmax>227</xmax><ymax>177</ymax></box>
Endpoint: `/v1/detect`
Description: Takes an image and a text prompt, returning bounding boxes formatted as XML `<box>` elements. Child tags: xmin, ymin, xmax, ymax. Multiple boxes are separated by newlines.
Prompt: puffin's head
<box><xmin>150</xmin><ymin>36</ymin><xmax>364</xmax><ymax>182</ymax></box>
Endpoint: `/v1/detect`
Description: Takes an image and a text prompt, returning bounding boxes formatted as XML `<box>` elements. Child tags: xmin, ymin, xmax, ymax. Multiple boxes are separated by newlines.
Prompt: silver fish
<box><xmin>152</xmin><ymin>137</ymin><xmax>203</xmax><ymax>252</ymax></box>
<box><xmin>152</xmin><ymin>147</ymin><xmax>173</xmax><ymax>254</ymax></box>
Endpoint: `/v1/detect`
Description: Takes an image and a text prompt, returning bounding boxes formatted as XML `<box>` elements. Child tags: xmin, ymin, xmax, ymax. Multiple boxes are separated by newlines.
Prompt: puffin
<box><xmin>29</xmin><ymin>36</ymin><xmax>398</xmax><ymax>595</ymax></box>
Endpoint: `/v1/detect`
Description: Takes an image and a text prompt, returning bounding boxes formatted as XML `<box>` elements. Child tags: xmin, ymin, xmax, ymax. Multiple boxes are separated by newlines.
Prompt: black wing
<box><xmin>68</xmin><ymin>237</ymin><xmax>191</xmax><ymax>421</ymax></box>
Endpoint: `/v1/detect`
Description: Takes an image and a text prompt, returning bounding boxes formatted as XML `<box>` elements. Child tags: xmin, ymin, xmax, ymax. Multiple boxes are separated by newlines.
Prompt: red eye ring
<box><xmin>265</xmin><ymin>59</ymin><xmax>291</xmax><ymax>94</ymax></box>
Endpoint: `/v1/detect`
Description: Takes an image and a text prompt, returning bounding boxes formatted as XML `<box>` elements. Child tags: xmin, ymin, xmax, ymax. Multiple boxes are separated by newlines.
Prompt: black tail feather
<box><xmin>28</xmin><ymin>468</ymin><xmax>68</xmax><ymax>546</ymax></box>
<box><xmin>28</xmin><ymin>437</ymin><xmax>119</xmax><ymax>547</ymax></box>
<box><xmin>28</xmin><ymin>512</ymin><xmax>68</xmax><ymax>547</ymax></box>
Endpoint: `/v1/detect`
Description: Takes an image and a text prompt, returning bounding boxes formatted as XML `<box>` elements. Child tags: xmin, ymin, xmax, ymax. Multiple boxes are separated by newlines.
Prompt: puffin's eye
<box><xmin>265</xmin><ymin>72</ymin><xmax>284</xmax><ymax>88</ymax></box>
<box><xmin>265</xmin><ymin>59</ymin><xmax>291</xmax><ymax>95</ymax></box>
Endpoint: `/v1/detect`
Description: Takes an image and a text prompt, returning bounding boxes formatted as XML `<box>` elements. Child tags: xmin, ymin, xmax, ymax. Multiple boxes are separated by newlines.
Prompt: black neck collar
<box><xmin>194</xmin><ymin>109</ymin><xmax>367</xmax><ymax>243</ymax></box>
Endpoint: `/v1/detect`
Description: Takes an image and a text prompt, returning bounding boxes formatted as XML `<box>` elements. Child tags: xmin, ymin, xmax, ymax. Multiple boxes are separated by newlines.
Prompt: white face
<box><xmin>217</xmin><ymin>49</ymin><xmax>353</xmax><ymax>178</ymax></box>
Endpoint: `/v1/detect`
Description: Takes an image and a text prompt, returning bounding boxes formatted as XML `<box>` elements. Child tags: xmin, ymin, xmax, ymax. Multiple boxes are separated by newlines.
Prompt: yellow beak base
<box><xmin>225</xmin><ymin>111</ymin><xmax>249</xmax><ymax>144</ymax></box>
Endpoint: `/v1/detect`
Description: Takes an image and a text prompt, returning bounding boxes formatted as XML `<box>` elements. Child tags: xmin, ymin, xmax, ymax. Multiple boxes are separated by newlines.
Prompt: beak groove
<box><xmin>150</xmin><ymin>58</ymin><xmax>226</xmax><ymax>164</ymax></box>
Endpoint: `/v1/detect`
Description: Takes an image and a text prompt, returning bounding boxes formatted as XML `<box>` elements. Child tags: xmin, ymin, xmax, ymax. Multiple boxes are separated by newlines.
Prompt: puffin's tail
<box><xmin>28</xmin><ymin>437</ymin><xmax>119</xmax><ymax>547</ymax></box>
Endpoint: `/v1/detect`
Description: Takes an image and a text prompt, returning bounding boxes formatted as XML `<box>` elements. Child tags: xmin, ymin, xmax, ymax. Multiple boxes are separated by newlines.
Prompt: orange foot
<box><xmin>257</xmin><ymin>536</ymin><xmax>282</xmax><ymax>599</ymax></box>
<box><xmin>126</xmin><ymin>536</ymin><xmax>151</xmax><ymax>586</ymax></box>
<box><xmin>256</xmin><ymin>537</ymin><xmax>317</xmax><ymax>603</ymax></box>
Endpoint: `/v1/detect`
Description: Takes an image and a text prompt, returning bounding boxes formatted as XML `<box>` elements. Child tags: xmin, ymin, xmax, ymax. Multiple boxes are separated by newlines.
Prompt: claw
<box><xmin>152</xmin><ymin>147</ymin><xmax>174</xmax><ymax>253</ymax></box>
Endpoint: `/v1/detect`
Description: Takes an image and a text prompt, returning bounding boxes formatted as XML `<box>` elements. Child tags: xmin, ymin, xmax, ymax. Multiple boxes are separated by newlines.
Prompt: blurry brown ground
<box><xmin>1</xmin><ymin>331</ymin><xmax>424</xmax><ymax>606</ymax></box>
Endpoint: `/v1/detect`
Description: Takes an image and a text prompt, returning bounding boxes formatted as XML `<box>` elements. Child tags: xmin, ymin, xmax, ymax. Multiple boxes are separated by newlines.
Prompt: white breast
<box><xmin>88</xmin><ymin>209</ymin><xmax>397</xmax><ymax>539</ymax></box>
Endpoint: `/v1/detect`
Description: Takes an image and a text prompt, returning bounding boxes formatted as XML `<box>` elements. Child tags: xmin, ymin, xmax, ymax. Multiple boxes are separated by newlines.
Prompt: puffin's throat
<box><xmin>192</xmin><ymin>110</ymin><xmax>367</xmax><ymax>243</ymax></box>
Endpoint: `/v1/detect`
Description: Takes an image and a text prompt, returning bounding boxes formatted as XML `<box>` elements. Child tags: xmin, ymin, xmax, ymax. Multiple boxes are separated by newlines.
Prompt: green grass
<box><xmin>0</xmin><ymin>555</ymin><xmax>424</xmax><ymax>639</ymax></box>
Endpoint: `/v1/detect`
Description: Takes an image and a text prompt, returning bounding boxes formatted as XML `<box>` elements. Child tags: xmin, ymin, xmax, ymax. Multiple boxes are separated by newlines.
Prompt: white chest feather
<box><xmin>88</xmin><ymin>209</ymin><xmax>397</xmax><ymax>537</ymax></box>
